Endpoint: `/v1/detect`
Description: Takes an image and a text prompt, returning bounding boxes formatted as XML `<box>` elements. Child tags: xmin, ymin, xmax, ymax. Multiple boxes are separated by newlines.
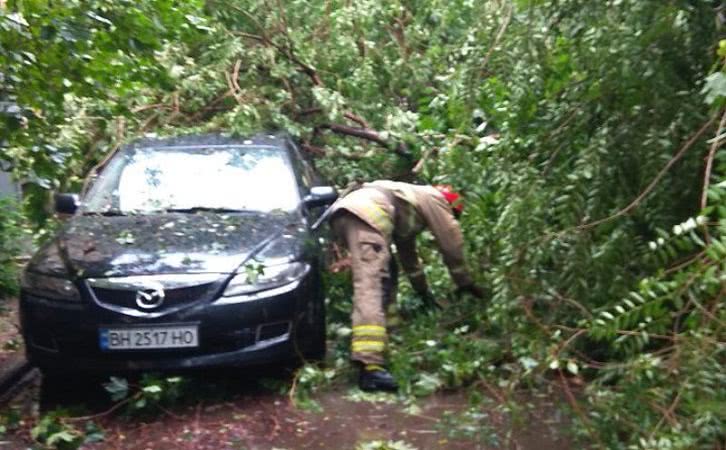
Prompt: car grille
<box><xmin>92</xmin><ymin>283</ymin><xmax>213</xmax><ymax>310</ymax></box>
<box><xmin>86</xmin><ymin>275</ymin><xmax>223</xmax><ymax>316</ymax></box>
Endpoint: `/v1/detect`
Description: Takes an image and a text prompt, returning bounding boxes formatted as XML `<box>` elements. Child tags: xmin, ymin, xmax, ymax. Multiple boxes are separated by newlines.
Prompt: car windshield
<box><xmin>82</xmin><ymin>145</ymin><xmax>300</xmax><ymax>214</ymax></box>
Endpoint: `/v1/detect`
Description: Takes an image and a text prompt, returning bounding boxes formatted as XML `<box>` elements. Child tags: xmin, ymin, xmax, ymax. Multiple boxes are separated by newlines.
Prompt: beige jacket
<box><xmin>331</xmin><ymin>180</ymin><xmax>474</xmax><ymax>294</ymax></box>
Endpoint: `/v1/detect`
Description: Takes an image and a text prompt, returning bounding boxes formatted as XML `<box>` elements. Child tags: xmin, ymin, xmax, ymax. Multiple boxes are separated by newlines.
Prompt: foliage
<box><xmin>29</xmin><ymin>414</ymin><xmax>105</xmax><ymax>449</ymax></box>
<box><xmin>288</xmin><ymin>363</ymin><xmax>337</xmax><ymax>411</ymax></box>
<box><xmin>30</xmin><ymin>410</ymin><xmax>84</xmax><ymax>450</ymax></box>
<box><xmin>1</xmin><ymin>0</ymin><xmax>724</xmax><ymax>448</ymax></box>
<box><xmin>0</xmin><ymin>407</ymin><xmax>22</xmax><ymax>440</ymax></box>
<box><xmin>356</xmin><ymin>440</ymin><xmax>418</xmax><ymax>450</ymax></box>
<box><xmin>0</xmin><ymin>198</ymin><xmax>24</xmax><ymax>298</ymax></box>
<box><xmin>1</xmin><ymin>0</ymin><xmax>210</xmax><ymax>226</ymax></box>
<box><xmin>437</xmin><ymin>406</ymin><xmax>500</xmax><ymax>448</ymax></box>
<box><xmin>102</xmin><ymin>373</ymin><xmax>188</xmax><ymax>415</ymax></box>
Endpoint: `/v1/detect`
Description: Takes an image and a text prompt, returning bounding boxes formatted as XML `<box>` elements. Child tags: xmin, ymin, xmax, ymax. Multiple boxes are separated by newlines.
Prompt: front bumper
<box><xmin>20</xmin><ymin>275</ymin><xmax>323</xmax><ymax>373</ymax></box>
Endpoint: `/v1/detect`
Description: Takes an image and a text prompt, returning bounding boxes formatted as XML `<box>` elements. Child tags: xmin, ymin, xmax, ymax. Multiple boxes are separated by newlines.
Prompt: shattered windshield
<box><xmin>82</xmin><ymin>146</ymin><xmax>300</xmax><ymax>214</ymax></box>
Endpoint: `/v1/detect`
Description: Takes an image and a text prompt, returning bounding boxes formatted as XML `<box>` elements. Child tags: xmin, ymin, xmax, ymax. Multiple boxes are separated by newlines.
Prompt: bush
<box><xmin>0</xmin><ymin>198</ymin><xmax>23</xmax><ymax>299</ymax></box>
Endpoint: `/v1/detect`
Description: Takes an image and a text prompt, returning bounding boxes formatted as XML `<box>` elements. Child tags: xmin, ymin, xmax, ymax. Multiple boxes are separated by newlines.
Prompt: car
<box><xmin>19</xmin><ymin>133</ymin><xmax>338</xmax><ymax>375</ymax></box>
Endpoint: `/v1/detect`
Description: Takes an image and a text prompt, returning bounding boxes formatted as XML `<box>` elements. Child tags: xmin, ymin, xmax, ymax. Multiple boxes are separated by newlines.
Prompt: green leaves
<box><xmin>31</xmin><ymin>411</ymin><xmax>84</xmax><ymax>450</ymax></box>
<box><xmin>1</xmin><ymin>0</ymin><xmax>211</xmax><ymax>228</ymax></box>
<box><xmin>702</xmin><ymin>72</ymin><xmax>726</xmax><ymax>106</ymax></box>
<box><xmin>0</xmin><ymin>198</ymin><xmax>25</xmax><ymax>298</ymax></box>
<box><xmin>102</xmin><ymin>374</ymin><xmax>189</xmax><ymax>415</ymax></box>
<box><xmin>103</xmin><ymin>376</ymin><xmax>129</xmax><ymax>402</ymax></box>
<box><xmin>1</xmin><ymin>0</ymin><xmax>724</xmax><ymax>448</ymax></box>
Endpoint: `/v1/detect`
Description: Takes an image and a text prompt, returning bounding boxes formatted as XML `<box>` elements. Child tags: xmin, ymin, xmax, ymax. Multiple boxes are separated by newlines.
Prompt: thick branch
<box><xmin>316</xmin><ymin>123</ymin><xmax>411</xmax><ymax>159</ymax></box>
<box><xmin>318</xmin><ymin>123</ymin><xmax>388</xmax><ymax>146</ymax></box>
<box><xmin>343</xmin><ymin>112</ymin><xmax>370</xmax><ymax>129</ymax></box>
<box><xmin>298</xmin><ymin>107</ymin><xmax>323</xmax><ymax>117</ymax></box>
<box><xmin>298</xmin><ymin>107</ymin><xmax>370</xmax><ymax>129</ymax></box>
<box><xmin>301</xmin><ymin>143</ymin><xmax>327</xmax><ymax>156</ymax></box>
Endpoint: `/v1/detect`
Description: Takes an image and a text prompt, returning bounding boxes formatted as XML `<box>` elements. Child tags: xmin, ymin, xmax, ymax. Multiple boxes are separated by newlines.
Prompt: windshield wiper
<box><xmin>164</xmin><ymin>207</ymin><xmax>252</xmax><ymax>214</ymax></box>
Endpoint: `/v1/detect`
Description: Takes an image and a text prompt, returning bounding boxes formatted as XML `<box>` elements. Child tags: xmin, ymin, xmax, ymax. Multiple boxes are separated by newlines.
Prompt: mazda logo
<box><xmin>135</xmin><ymin>287</ymin><xmax>165</xmax><ymax>309</ymax></box>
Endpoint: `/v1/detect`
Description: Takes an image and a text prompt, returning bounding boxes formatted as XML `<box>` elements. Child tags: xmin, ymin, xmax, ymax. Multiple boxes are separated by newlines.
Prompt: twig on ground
<box><xmin>288</xmin><ymin>368</ymin><xmax>300</xmax><ymax>407</ymax></box>
<box><xmin>557</xmin><ymin>368</ymin><xmax>602</xmax><ymax>447</ymax></box>
<box><xmin>66</xmin><ymin>396</ymin><xmax>133</xmax><ymax>422</ymax></box>
<box><xmin>476</xmin><ymin>379</ymin><xmax>507</xmax><ymax>404</ymax></box>
<box><xmin>155</xmin><ymin>404</ymin><xmax>184</xmax><ymax>420</ymax></box>
<box><xmin>266</xmin><ymin>412</ymin><xmax>282</xmax><ymax>440</ymax></box>
<box><xmin>194</xmin><ymin>401</ymin><xmax>202</xmax><ymax>436</ymax></box>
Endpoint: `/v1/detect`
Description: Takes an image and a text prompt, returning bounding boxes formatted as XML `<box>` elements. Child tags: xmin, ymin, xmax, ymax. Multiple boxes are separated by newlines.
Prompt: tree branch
<box><xmin>343</xmin><ymin>112</ymin><xmax>370</xmax><ymax>129</ymax></box>
<box><xmin>318</xmin><ymin>123</ymin><xmax>387</xmax><ymax>145</ymax></box>
<box><xmin>297</xmin><ymin>108</ymin><xmax>369</xmax><ymax>129</ymax></box>
<box><xmin>225</xmin><ymin>3</ymin><xmax>323</xmax><ymax>86</ymax></box>
<box><xmin>550</xmin><ymin>114</ymin><xmax>720</xmax><ymax>238</ymax></box>
<box><xmin>316</xmin><ymin>123</ymin><xmax>410</xmax><ymax>158</ymax></box>
<box><xmin>301</xmin><ymin>143</ymin><xmax>327</xmax><ymax>156</ymax></box>
<box><xmin>480</xmin><ymin>3</ymin><xmax>513</xmax><ymax>73</ymax></box>
<box><xmin>700</xmin><ymin>107</ymin><xmax>726</xmax><ymax>210</ymax></box>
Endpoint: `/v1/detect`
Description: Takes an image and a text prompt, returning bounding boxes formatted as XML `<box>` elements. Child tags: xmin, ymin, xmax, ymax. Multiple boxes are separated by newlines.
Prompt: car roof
<box><xmin>123</xmin><ymin>133</ymin><xmax>293</xmax><ymax>150</ymax></box>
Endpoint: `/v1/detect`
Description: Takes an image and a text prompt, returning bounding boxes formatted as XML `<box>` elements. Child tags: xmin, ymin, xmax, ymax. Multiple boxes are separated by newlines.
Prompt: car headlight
<box><xmin>223</xmin><ymin>262</ymin><xmax>309</xmax><ymax>297</ymax></box>
<box><xmin>21</xmin><ymin>271</ymin><xmax>82</xmax><ymax>302</ymax></box>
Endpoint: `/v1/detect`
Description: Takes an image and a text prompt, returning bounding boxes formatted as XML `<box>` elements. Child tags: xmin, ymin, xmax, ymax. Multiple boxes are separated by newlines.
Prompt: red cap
<box><xmin>434</xmin><ymin>184</ymin><xmax>464</xmax><ymax>215</ymax></box>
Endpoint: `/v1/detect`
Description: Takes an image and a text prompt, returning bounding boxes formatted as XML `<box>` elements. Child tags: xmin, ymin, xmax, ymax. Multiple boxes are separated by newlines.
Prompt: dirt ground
<box><xmin>0</xmin><ymin>297</ymin><xmax>572</xmax><ymax>450</ymax></box>
<box><xmin>0</xmin><ymin>298</ymin><xmax>22</xmax><ymax>371</ymax></box>
<box><xmin>1</xmin><ymin>366</ymin><xmax>572</xmax><ymax>450</ymax></box>
<box><xmin>85</xmin><ymin>391</ymin><xmax>568</xmax><ymax>450</ymax></box>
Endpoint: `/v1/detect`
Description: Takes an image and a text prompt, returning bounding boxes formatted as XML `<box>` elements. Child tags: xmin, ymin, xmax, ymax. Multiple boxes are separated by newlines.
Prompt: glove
<box><xmin>456</xmin><ymin>284</ymin><xmax>486</xmax><ymax>299</ymax></box>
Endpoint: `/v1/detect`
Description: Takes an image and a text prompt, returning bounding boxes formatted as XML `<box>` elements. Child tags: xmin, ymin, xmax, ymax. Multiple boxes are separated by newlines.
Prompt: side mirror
<box><xmin>303</xmin><ymin>186</ymin><xmax>338</xmax><ymax>209</ymax></box>
<box><xmin>54</xmin><ymin>193</ymin><xmax>79</xmax><ymax>215</ymax></box>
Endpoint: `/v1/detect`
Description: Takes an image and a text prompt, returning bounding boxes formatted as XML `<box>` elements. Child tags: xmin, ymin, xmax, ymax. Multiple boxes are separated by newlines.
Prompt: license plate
<box><xmin>99</xmin><ymin>325</ymin><xmax>199</xmax><ymax>350</ymax></box>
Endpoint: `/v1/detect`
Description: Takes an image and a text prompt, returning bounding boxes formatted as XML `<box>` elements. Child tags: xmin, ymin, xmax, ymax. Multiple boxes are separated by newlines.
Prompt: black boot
<box><xmin>358</xmin><ymin>364</ymin><xmax>399</xmax><ymax>392</ymax></box>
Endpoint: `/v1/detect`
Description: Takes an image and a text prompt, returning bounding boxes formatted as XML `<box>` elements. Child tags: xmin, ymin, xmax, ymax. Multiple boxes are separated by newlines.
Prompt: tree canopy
<box><xmin>1</xmin><ymin>0</ymin><xmax>724</xmax><ymax>448</ymax></box>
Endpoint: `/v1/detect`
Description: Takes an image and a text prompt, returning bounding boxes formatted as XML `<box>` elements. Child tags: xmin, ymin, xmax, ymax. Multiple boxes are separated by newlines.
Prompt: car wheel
<box><xmin>306</xmin><ymin>313</ymin><xmax>327</xmax><ymax>361</ymax></box>
<box><xmin>299</xmin><ymin>297</ymin><xmax>326</xmax><ymax>362</ymax></box>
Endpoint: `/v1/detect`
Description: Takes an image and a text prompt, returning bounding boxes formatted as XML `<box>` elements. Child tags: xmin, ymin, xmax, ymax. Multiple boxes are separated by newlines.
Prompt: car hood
<box><xmin>28</xmin><ymin>212</ymin><xmax>307</xmax><ymax>278</ymax></box>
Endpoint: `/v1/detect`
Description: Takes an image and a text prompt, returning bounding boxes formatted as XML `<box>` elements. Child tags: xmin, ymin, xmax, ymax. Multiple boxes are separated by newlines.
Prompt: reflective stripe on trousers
<box><xmin>352</xmin><ymin>324</ymin><xmax>386</xmax><ymax>352</ymax></box>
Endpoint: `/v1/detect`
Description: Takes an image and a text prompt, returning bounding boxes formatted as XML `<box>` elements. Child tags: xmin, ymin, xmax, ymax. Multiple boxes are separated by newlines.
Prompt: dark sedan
<box><xmin>19</xmin><ymin>134</ymin><xmax>337</xmax><ymax>374</ymax></box>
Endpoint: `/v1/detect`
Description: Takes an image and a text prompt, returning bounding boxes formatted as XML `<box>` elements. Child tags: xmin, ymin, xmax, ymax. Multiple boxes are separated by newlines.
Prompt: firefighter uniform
<box><xmin>330</xmin><ymin>180</ymin><xmax>476</xmax><ymax>365</ymax></box>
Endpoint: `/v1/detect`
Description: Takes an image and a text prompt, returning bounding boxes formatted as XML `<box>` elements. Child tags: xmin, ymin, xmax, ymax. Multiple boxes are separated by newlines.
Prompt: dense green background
<box><xmin>1</xmin><ymin>0</ymin><xmax>724</xmax><ymax>448</ymax></box>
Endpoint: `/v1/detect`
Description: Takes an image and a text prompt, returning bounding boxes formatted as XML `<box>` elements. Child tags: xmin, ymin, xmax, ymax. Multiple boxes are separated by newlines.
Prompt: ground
<box><xmin>0</xmin><ymin>298</ymin><xmax>572</xmax><ymax>450</ymax></box>
<box><xmin>0</xmin><ymin>298</ymin><xmax>22</xmax><ymax>371</ymax></box>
